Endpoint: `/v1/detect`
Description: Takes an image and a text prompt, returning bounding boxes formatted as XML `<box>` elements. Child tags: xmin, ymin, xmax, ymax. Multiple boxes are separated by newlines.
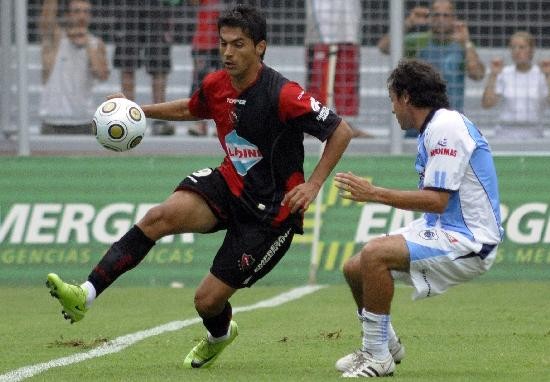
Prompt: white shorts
<box><xmin>390</xmin><ymin>218</ymin><xmax>498</xmax><ymax>300</ymax></box>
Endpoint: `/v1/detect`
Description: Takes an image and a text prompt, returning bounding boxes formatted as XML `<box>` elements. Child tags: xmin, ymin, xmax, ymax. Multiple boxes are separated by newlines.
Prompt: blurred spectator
<box><xmin>305</xmin><ymin>0</ymin><xmax>370</xmax><ymax>138</ymax></box>
<box><xmin>481</xmin><ymin>31</ymin><xmax>550</xmax><ymax>139</ymax></box>
<box><xmin>39</xmin><ymin>0</ymin><xmax>109</xmax><ymax>135</ymax></box>
<box><xmin>187</xmin><ymin>0</ymin><xmax>223</xmax><ymax>137</ymax></box>
<box><xmin>378</xmin><ymin>0</ymin><xmax>485</xmax><ymax>137</ymax></box>
<box><xmin>113</xmin><ymin>0</ymin><xmax>179</xmax><ymax>135</ymax></box>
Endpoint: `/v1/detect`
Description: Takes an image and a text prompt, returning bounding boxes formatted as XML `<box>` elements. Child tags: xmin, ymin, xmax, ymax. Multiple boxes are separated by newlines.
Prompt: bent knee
<box><xmin>360</xmin><ymin>238</ymin><xmax>387</xmax><ymax>262</ymax></box>
<box><xmin>360</xmin><ymin>236</ymin><xmax>409</xmax><ymax>270</ymax></box>
<box><xmin>343</xmin><ymin>255</ymin><xmax>361</xmax><ymax>278</ymax></box>
<box><xmin>140</xmin><ymin>205</ymin><xmax>166</xmax><ymax>226</ymax></box>
<box><xmin>138</xmin><ymin>205</ymin><xmax>177</xmax><ymax>240</ymax></box>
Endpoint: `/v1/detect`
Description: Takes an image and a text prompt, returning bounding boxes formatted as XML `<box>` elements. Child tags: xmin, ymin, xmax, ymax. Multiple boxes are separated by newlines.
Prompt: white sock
<box><xmin>387</xmin><ymin>321</ymin><xmax>399</xmax><ymax>349</ymax></box>
<box><xmin>80</xmin><ymin>281</ymin><xmax>97</xmax><ymax>308</ymax></box>
<box><xmin>207</xmin><ymin>325</ymin><xmax>231</xmax><ymax>343</ymax></box>
<box><xmin>360</xmin><ymin>309</ymin><xmax>391</xmax><ymax>360</ymax></box>
<box><xmin>358</xmin><ymin>309</ymin><xmax>399</xmax><ymax>351</ymax></box>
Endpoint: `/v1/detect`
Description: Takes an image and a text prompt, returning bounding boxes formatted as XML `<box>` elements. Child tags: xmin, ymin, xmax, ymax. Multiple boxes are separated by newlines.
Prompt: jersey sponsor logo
<box><xmin>437</xmin><ymin>138</ymin><xmax>448</xmax><ymax>146</ymax></box>
<box><xmin>297</xmin><ymin>90</ymin><xmax>305</xmax><ymax>100</ymax></box>
<box><xmin>226</xmin><ymin>97</ymin><xmax>246</xmax><ymax>105</ymax></box>
<box><xmin>310</xmin><ymin>97</ymin><xmax>329</xmax><ymax>121</ymax></box>
<box><xmin>254</xmin><ymin>228</ymin><xmax>292</xmax><ymax>273</ymax></box>
<box><xmin>224</xmin><ymin>130</ymin><xmax>263</xmax><ymax>176</ymax></box>
<box><xmin>430</xmin><ymin>147</ymin><xmax>457</xmax><ymax>157</ymax></box>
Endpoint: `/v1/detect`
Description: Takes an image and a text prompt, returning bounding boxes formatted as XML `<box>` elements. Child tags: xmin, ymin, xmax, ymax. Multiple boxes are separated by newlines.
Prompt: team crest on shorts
<box><xmin>238</xmin><ymin>253</ymin><xmax>256</xmax><ymax>271</ymax></box>
<box><xmin>419</xmin><ymin>229</ymin><xmax>438</xmax><ymax>241</ymax></box>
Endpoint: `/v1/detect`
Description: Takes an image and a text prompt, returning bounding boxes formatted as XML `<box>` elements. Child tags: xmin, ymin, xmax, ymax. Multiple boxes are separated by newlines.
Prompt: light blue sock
<box><xmin>360</xmin><ymin>309</ymin><xmax>391</xmax><ymax>360</ymax></box>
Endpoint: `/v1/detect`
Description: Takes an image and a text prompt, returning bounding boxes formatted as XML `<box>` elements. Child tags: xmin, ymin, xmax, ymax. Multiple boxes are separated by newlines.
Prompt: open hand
<box><xmin>452</xmin><ymin>21</ymin><xmax>470</xmax><ymax>46</ymax></box>
<box><xmin>489</xmin><ymin>57</ymin><xmax>504</xmax><ymax>75</ymax></box>
<box><xmin>334</xmin><ymin>172</ymin><xmax>376</xmax><ymax>202</ymax></box>
<box><xmin>405</xmin><ymin>6</ymin><xmax>430</xmax><ymax>30</ymax></box>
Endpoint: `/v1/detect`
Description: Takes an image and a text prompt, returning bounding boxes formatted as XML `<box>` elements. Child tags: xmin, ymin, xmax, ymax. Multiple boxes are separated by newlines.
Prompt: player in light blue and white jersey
<box><xmin>333</xmin><ymin>59</ymin><xmax>503</xmax><ymax>378</ymax></box>
<box><xmin>416</xmin><ymin>106</ymin><xmax>503</xmax><ymax>248</ymax></box>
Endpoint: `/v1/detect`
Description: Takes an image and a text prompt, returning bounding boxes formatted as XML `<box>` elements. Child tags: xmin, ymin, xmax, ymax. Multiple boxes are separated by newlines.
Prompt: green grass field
<box><xmin>1</xmin><ymin>282</ymin><xmax>549</xmax><ymax>381</ymax></box>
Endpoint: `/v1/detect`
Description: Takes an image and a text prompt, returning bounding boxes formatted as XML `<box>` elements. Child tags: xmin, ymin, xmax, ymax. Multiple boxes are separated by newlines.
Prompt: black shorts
<box><xmin>176</xmin><ymin>168</ymin><xmax>295</xmax><ymax>289</ymax></box>
<box><xmin>112</xmin><ymin>4</ymin><xmax>172</xmax><ymax>74</ymax></box>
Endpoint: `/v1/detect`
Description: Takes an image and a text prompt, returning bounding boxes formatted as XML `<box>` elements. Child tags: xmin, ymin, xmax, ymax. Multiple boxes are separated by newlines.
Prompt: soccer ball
<box><xmin>93</xmin><ymin>98</ymin><xmax>147</xmax><ymax>152</ymax></box>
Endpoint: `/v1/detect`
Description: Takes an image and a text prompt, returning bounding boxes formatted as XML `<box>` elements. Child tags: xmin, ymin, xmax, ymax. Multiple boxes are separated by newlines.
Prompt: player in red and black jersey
<box><xmin>187</xmin><ymin>59</ymin><xmax>342</xmax><ymax>233</ymax></box>
<box><xmin>46</xmin><ymin>5</ymin><xmax>353</xmax><ymax>368</ymax></box>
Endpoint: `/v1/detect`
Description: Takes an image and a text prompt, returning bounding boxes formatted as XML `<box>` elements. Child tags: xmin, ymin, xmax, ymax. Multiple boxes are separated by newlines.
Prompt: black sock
<box><xmin>202</xmin><ymin>302</ymin><xmax>232</xmax><ymax>338</ymax></box>
<box><xmin>88</xmin><ymin>225</ymin><xmax>155</xmax><ymax>296</ymax></box>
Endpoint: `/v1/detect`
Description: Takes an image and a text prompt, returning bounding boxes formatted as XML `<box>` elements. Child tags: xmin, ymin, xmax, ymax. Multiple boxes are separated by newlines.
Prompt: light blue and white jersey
<box><xmin>415</xmin><ymin>109</ymin><xmax>504</xmax><ymax>245</ymax></box>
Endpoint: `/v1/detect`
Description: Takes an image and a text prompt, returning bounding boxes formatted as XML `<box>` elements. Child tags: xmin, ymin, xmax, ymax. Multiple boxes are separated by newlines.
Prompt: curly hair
<box><xmin>387</xmin><ymin>59</ymin><xmax>450</xmax><ymax>109</ymax></box>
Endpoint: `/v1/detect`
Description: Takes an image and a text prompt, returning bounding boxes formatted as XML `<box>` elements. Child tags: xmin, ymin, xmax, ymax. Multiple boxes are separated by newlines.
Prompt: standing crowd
<box><xmin>38</xmin><ymin>0</ymin><xmax>550</xmax><ymax>139</ymax></box>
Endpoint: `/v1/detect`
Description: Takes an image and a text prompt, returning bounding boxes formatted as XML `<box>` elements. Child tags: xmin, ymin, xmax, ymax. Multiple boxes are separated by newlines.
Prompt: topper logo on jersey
<box><xmin>226</xmin><ymin>97</ymin><xmax>246</xmax><ymax>105</ymax></box>
<box><xmin>225</xmin><ymin>130</ymin><xmax>263</xmax><ymax>176</ymax></box>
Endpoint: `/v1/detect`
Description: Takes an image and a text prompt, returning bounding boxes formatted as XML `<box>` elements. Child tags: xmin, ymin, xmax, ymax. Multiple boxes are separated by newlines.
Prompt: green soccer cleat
<box><xmin>46</xmin><ymin>273</ymin><xmax>88</xmax><ymax>324</ymax></box>
<box><xmin>183</xmin><ymin>320</ymin><xmax>239</xmax><ymax>369</ymax></box>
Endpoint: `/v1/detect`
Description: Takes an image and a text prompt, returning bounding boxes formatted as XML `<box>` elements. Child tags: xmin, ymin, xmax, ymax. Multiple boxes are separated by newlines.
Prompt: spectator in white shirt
<box><xmin>482</xmin><ymin>31</ymin><xmax>550</xmax><ymax>139</ymax></box>
<box><xmin>39</xmin><ymin>0</ymin><xmax>109</xmax><ymax>134</ymax></box>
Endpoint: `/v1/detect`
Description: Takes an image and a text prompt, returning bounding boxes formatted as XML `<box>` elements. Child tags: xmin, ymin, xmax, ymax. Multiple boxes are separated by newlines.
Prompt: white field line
<box><xmin>0</xmin><ymin>284</ymin><xmax>326</xmax><ymax>382</ymax></box>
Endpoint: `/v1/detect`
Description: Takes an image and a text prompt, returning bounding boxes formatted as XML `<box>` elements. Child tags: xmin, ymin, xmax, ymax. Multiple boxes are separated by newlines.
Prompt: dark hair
<box><xmin>218</xmin><ymin>5</ymin><xmax>267</xmax><ymax>45</ymax></box>
<box><xmin>387</xmin><ymin>59</ymin><xmax>450</xmax><ymax>109</ymax></box>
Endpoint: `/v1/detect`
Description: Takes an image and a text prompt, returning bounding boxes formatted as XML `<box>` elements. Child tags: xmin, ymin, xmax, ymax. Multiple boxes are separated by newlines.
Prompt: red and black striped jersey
<box><xmin>188</xmin><ymin>64</ymin><xmax>341</xmax><ymax>232</ymax></box>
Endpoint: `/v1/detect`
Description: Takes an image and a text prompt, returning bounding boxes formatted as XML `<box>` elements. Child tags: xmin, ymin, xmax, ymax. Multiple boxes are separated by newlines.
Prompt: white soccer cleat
<box><xmin>389</xmin><ymin>338</ymin><xmax>405</xmax><ymax>364</ymax></box>
<box><xmin>341</xmin><ymin>352</ymin><xmax>395</xmax><ymax>378</ymax></box>
<box><xmin>335</xmin><ymin>338</ymin><xmax>405</xmax><ymax>372</ymax></box>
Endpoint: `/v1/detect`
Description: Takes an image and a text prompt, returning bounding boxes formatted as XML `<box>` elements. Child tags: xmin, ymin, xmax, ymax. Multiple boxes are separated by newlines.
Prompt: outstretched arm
<box><xmin>141</xmin><ymin>98</ymin><xmax>199</xmax><ymax>121</ymax></box>
<box><xmin>282</xmin><ymin>120</ymin><xmax>353</xmax><ymax>213</ymax></box>
<box><xmin>335</xmin><ymin>171</ymin><xmax>450</xmax><ymax>213</ymax></box>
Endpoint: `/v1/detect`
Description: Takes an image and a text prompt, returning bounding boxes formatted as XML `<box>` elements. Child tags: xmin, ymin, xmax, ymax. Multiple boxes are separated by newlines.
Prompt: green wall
<box><xmin>1</xmin><ymin>155</ymin><xmax>548</xmax><ymax>286</ymax></box>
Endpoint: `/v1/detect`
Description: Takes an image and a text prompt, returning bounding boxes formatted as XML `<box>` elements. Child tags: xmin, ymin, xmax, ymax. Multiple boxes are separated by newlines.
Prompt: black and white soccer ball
<box><xmin>93</xmin><ymin>98</ymin><xmax>147</xmax><ymax>152</ymax></box>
